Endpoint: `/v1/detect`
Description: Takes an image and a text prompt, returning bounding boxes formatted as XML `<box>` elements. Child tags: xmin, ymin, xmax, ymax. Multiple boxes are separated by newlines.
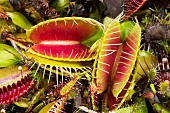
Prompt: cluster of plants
<box><xmin>0</xmin><ymin>0</ymin><xmax>170</xmax><ymax>113</ymax></box>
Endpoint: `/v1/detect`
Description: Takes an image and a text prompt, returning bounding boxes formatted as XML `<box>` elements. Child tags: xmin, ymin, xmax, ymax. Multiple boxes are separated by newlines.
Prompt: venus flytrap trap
<box><xmin>91</xmin><ymin>17</ymin><xmax>141</xmax><ymax>112</ymax></box>
<box><xmin>39</xmin><ymin>96</ymin><xmax>67</xmax><ymax>113</ymax></box>
<box><xmin>0</xmin><ymin>65</ymin><xmax>33</xmax><ymax>105</ymax></box>
<box><xmin>124</xmin><ymin>0</ymin><xmax>147</xmax><ymax>19</ymax></box>
<box><xmin>134</xmin><ymin>50</ymin><xmax>157</xmax><ymax>80</ymax></box>
<box><xmin>7</xmin><ymin>17</ymin><xmax>104</xmax><ymax>83</ymax></box>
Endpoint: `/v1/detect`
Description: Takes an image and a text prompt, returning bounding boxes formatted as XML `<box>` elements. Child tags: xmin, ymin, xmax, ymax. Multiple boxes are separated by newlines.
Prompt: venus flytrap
<box><xmin>0</xmin><ymin>65</ymin><xmax>33</xmax><ymax>105</ymax></box>
<box><xmin>91</xmin><ymin>17</ymin><xmax>141</xmax><ymax>111</ymax></box>
<box><xmin>8</xmin><ymin>17</ymin><xmax>104</xmax><ymax>82</ymax></box>
<box><xmin>134</xmin><ymin>50</ymin><xmax>157</xmax><ymax>80</ymax></box>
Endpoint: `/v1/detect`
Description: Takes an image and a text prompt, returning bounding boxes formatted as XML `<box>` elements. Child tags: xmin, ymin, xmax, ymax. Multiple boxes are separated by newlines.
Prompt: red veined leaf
<box><xmin>124</xmin><ymin>0</ymin><xmax>147</xmax><ymax>19</ymax></box>
<box><xmin>94</xmin><ymin>19</ymin><xmax>122</xmax><ymax>94</ymax></box>
<box><xmin>92</xmin><ymin>18</ymin><xmax>141</xmax><ymax>111</ymax></box>
<box><xmin>111</xmin><ymin>20</ymin><xmax>141</xmax><ymax>97</ymax></box>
